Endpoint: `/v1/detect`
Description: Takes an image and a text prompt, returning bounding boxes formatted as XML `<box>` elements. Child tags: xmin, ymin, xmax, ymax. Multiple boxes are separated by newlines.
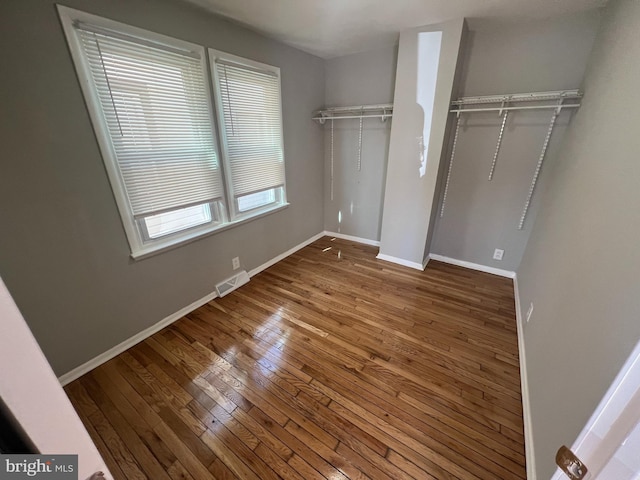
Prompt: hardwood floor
<box><xmin>65</xmin><ymin>237</ymin><xmax>526</xmax><ymax>479</ymax></box>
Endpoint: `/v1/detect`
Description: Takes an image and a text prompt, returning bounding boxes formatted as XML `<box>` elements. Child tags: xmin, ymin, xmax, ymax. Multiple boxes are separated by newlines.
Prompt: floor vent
<box><xmin>215</xmin><ymin>270</ymin><xmax>250</xmax><ymax>297</ymax></box>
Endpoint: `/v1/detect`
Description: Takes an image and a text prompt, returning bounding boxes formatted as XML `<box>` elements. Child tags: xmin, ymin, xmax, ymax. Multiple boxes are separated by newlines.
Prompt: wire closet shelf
<box><xmin>449</xmin><ymin>89</ymin><xmax>582</xmax><ymax>115</ymax></box>
<box><xmin>442</xmin><ymin>89</ymin><xmax>583</xmax><ymax>228</ymax></box>
<box><xmin>313</xmin><ymin>104</ymin><xmax>393</xmax><ymax>178</ymax></box>
<box><xmin>312</xmin><ymin>104</ymin><xmax>394</xmax><ymax>123</ymax></box>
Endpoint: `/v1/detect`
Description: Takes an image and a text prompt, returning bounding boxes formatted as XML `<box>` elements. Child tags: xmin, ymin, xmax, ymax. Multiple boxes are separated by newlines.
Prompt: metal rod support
<box><xmin>357</xmin><ymin>117</ymin><xmax>363</xmax><ymax>171</ymax></box>
<box><xmin>518</xmin><ymin>108</ymin><xmax>560</xmax><ymax>229</ymax></box>
<box><xmin>488</xmin><ymin>111</ymin><xmax>509</xmax><ymax>181</ymax></box>
<box><xmin>440</xmin><ymin>116</ymin><xmax>462</xmax><ymax>218</ymax></box>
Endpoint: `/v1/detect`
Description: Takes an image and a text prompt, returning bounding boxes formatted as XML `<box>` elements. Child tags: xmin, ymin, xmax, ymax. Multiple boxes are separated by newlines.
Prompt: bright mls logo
<box><xmin>0</xmin><ymin>455</ymin><xmax>77</xmax><ymax>479</ymax></box>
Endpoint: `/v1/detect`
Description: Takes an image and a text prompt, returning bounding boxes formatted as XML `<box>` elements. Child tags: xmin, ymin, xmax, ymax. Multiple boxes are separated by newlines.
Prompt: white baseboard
<box><xmin>513</xmin><ymin>274</ymin><xmax>536</xmax><ymax>480</ymax></box>
<box><xmin>324</xmin><ymin>231</ymin><xmax>380</xmax><ymax>247</ymax></box>
<box><xmin>59</xmin><ymin>231</ymin><xmax>327</xmax><ymax>386</ymax></box>
<box><xmin>376</xmin><ymin>253</ymin><xmax>425</xmax><ymax>271</ymax></box>
<box><xmin>428</xmin><ymin>254</ymin><xmax>515</xmax><ymax>278</ymax></box>
<box><xmin>248</xmin><ymin>231</ymin><xmax>325</xmax><ymax>277</ymax></box>
<box><xmin>58</xmin><ymin>289</ymin><xmax>219</xmax><ymax>386</ymax></box>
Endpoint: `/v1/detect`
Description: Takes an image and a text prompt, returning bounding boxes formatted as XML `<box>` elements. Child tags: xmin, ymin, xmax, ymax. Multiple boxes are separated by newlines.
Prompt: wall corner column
<box><xmin>378</xmin><ymin>19</ymin><xmax>466</xmax><ymax>268</ymax></box>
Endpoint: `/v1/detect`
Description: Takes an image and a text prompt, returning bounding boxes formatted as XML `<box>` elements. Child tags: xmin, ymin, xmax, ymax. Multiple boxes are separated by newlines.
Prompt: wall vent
<box><xmin>215</xmin><ymin>270</ymin><xmax>250</xmax><ymax>297</ymax></box>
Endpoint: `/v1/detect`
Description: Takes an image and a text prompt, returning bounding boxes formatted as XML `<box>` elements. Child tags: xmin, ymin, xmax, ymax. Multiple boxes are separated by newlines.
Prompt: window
<box><xmin>210</xmin><ymin>51</ymin><xmax>286</xmax><ymax>218</ymax></box>
<box><xmin>58</xmin><ymin>7</ymin><xmax>287</xmax><ymax>258</ymax></box>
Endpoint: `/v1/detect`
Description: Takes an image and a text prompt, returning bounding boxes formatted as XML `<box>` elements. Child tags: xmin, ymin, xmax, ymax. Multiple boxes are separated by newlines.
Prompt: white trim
<box><xmin>0</xmin><ymin>277</ymin><xmax>112</xmax><ymax>479</ymax></box>
<box><xmin>59</xmin><ymin>231</ymin><xmax>326</xmax><ymax>385</ymax></box>
<box><xmin>513</xmin><ymin>274</ymin><xmax>537</xmax><ymax>480</ymax></box>
<box><xmin>324</xmin><ymin>231</ymin><xmax>380</xmax><ymax>247</ymax></box>
<box><xmin>550</xmin><ymin>339</ymin><xmax>640</xmax><ymax>480</ymax></box>
<box><xmin>248</xmin><ymin>232</ymin><xmax>325</xmax><ymax>277</ymax></box>
<box><xmin>132</xmin><ymin>203</ymin><xmax>289</xmax><ymax>260</ymax></box>
<box><xmin>428</xmin><ymin>254</ymin><xmax>516</xmax><ymax>278</ymax></box>
<box><xmin>376</xmin><ymin>253</ymin><xmax>425</xmax><ymax>271</ymax></box>
<box><xmin>58</xmin><ymin>289</ymin><xmax>219</xmax><ymax>386</ymax></box>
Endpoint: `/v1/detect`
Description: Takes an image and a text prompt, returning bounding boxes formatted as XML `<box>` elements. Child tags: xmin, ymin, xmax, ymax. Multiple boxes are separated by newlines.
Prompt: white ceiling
<box><xmin>182</xmin><ymin>0</ymin><xmax>605</xmax><ymax>58</ymax></box>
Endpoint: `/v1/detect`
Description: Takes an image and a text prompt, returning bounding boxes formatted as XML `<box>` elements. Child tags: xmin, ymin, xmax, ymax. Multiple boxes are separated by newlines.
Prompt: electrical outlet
<box><xmin>232</xmin><ymin>257</ymin><xmax>240</xmax><ymax>270</ymax></box>
<box><xmin>493</xmin><ymin>248</ymin><xmax>504</xmax><ymax>261</ymax></box>
<box><xmin>526</xmin><ymin>302</ymin><xmax>534</xmax><ymax>323</ymax></box>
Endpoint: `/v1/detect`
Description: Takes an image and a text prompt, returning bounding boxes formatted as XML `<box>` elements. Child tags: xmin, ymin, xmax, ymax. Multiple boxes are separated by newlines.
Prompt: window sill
<box><xmin>130</xmin><ymin>202</ymin><xmax>290</xmax><ymax>261</ymax></box>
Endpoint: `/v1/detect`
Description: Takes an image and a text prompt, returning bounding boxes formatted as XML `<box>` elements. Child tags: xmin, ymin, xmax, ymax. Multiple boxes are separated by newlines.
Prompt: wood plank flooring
<box><xmin>65</xmin><ymin>237</ymin><xmax>526</xmax><ymax>479</ymax></box>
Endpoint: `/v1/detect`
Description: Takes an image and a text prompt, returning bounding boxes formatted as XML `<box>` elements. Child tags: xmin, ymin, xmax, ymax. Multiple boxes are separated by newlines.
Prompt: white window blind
<box><xmin>60</xmin><ymin>6</ymin><xmax>289</xmax><ymax>257</ymax></box>
<box><xmin>75</xmin><ymin>23</ymin><xmax>224</xmax><ymax>218</ymax></box>
<box><xmin>215</xmin><ymin>60</ymin><xmax>286</xmax><ymax>201</ymax></box>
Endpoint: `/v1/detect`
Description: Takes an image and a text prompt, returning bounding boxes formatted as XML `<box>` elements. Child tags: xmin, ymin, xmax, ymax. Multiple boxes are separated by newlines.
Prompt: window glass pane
<box><xmin>237</xmin><ymin>189</ymin><xmax>276</xmax><ymax>212</ymax></box>
<box><xmin>144</xmin><ymin>203</ymin><xmax>212</xmax><ymax>239</ymax></box>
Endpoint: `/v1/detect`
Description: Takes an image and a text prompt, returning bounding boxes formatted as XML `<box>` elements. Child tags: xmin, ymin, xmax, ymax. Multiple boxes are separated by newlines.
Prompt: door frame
<box><xmin>551</xmin><ymin>339</ymin><xmax>640</xmax><ymax>479</ymax></box>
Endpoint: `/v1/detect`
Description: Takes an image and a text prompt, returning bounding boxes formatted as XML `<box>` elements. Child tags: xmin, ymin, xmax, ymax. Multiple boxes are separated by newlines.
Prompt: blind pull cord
<box><xmin>330</xmin><ymin>119</ymin><xmax>335</xmax><ymax>201</ymax></box>
<box><xmin>357</xmin><ymin>116</ymin><xmax>363</xmax><ymax>171</ymax></box>
<box><xmin>440</xmin><ymin>114</ymin><xmax>461</xmax><ymax>218</ymax></box>
<box><xmin>518</xmin><ymin>104</ymin><xmax>561</xmax><ymax>230</ymax></box>
<box><xmin>94</xmin><ymin>35</ymin><xmax>123</xmax><ymax>136</ymax></box>
<box><xmin>222</xmin><ymin>64</ymin><xmax>235</xmax><ymax>136</ymax></box>
<box><xmin>488</xmin><ymin>110</ymin><xmax>509</xmax><ymax>181</ymax></box>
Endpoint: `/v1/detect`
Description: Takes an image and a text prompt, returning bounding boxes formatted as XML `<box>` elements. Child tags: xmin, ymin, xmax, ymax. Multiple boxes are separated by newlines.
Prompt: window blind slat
<box><xmin>76</xmin><ymin>26</ymin><xmax>224</xmax><ymax>217</ymax></box>
<box><xmin>215</xmin><ymin>61</ymin><xmax>285</xmax><ymax>199</ymax></box>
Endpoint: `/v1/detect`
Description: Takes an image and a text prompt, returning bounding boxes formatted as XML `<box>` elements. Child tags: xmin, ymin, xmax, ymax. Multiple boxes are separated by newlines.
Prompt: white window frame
<box><xmin>58</xmin><ymin>6</ymin><xmax>289</xmax><ymax>259</ymax></box>
<box><xmin>209</xmin><ymin>49</ymin><xmax>288</xmax><ymax>222</ymax></box>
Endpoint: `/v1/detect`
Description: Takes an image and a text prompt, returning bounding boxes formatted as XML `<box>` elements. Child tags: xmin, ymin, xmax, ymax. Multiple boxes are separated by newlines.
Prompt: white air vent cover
<box><xmin>215</xmin><ymin>270</ymin><xmax>250</xmax><ymax>297</ymax></box>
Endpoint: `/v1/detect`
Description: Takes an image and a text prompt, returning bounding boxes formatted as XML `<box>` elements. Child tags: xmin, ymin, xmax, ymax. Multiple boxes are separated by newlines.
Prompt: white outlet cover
<box><xmin>493</xmin><ymin>249</ymin><xmax>504</xmax><ymax>261</ymax></box>
<box><xmin>232</xmin><ymin>257</ymin><xmax>240</xmax><ymax>270</ymax></box>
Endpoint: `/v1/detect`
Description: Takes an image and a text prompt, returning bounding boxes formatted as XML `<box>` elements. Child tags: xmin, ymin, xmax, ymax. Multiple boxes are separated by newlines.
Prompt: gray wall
<box><xmin>430</xmin><ymin>11</ymin><xmax>601</xmax><ymax>271</ymax></box>
<box><xmin>517</xmin><ymin>0</ymin><xmax>640</xmax><ymax>476</ymax></box>
<box><xmin>0</xmin><ymin>0</ymin><xmax>325</xmax><ymax>376</ymax></box>
<box><xmin>323</xmin><ymin>46</ymin><xmax>397</xmax><ymax>241</ymax></box>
